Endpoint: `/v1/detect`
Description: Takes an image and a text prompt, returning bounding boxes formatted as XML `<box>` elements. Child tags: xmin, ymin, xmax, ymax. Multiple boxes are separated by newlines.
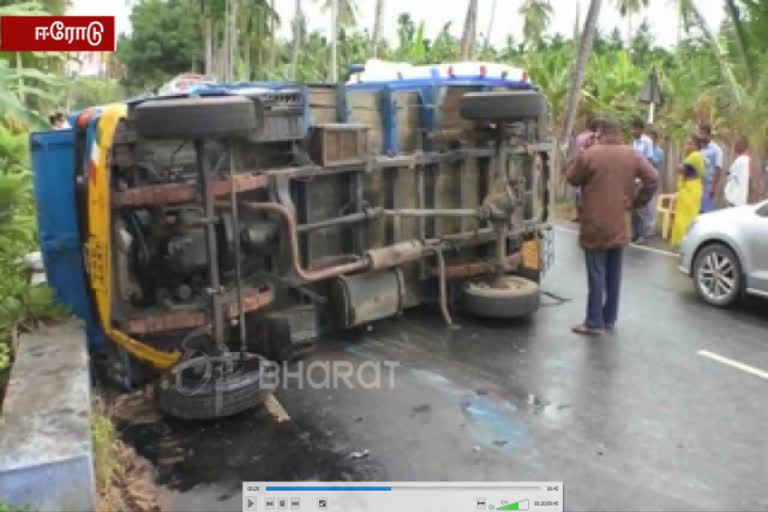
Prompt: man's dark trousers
<box><xmin>584</xmin><ymin>248</ymin><xmax>623</xmax><ymax>329</ymax></box>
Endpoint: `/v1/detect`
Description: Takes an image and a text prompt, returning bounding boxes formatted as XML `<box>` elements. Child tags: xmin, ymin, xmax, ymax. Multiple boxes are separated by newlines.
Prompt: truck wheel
<box><xmin>461</xmin><ymin>276</ymin><xmax>540</xmax><ymax>319</ymax></box>
<box><xmin>134</xmin><ymin>96</ymin><xmax>261</xmax><ymax>139</ymax></box>
<box><xmin>460</xmin><ymin>91</ymin><xmax>545</xmax><ymax>121</ymax></box>
<box><xmin>155</xmin><ymin>353</ymin><xmax>275</xmax><ymax>420</ymax></box>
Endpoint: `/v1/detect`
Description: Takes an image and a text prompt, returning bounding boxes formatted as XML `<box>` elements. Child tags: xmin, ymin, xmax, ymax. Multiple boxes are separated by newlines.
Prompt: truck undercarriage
<box><xmin>57</xmin><ymin>74</ymin><xmax>553</xmax><ymax>419</ymax></box>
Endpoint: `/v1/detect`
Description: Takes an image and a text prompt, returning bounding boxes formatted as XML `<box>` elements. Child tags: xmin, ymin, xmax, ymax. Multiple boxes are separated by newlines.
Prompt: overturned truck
<box><xmin>31</xmin><ymin>62</ymin><xmax>553</xmax><ymax>419</ymax></box>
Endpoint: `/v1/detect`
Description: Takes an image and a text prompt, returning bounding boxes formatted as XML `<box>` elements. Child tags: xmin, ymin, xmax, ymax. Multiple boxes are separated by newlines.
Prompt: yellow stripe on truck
<box><xmin>87</xmin><ymin>104</ymin><xmax>181</xmax><ymax>370</ymax></box>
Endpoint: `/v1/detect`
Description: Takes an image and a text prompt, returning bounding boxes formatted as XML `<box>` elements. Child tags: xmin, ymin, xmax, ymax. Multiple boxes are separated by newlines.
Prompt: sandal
<box><xmin>571</xmin><ymin>324</ymin><xmax>603</xmax><ymax>336</ymax></box>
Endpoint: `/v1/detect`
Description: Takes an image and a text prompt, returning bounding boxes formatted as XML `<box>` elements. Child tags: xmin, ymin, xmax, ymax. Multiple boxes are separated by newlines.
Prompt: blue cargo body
<box><xmin>30</xmin><ymin>128</ymin><xmax>105</xmax><ymax>349</ymax></box>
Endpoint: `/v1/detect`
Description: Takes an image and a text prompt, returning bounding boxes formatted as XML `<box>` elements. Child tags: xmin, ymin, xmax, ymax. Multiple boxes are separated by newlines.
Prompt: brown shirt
<box><xmin>567</xmin><ymin>138</ymin><xmax>658</xmax><ymax>250</ymax></box>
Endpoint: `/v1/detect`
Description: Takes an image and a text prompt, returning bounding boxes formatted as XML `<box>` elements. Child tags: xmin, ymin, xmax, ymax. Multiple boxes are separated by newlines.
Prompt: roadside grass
<box><xmin>0</xmin><ymin>501</ymin><xmax>35</xmax><ymax>512</ymax></box>
<box><xmin>92</xmin><ymin>396</ymin><xmax>164</xmax><ymax>512</ymax></box>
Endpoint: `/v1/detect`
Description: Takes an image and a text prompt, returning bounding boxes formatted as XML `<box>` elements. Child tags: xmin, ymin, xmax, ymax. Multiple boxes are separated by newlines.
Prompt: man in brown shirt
<box><xmin>566</xmin><ymin>118</ymin><xmax>658</xmax><ymax>335</ymax></box>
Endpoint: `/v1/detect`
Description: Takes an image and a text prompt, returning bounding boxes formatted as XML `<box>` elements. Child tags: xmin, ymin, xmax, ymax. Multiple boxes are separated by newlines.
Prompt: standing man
<box><xmin>630</xmin><ymin>119</ymin><xmax>656</xmax><ymax>244</ymax></box>
<box><xmin>567</xmin><ymin>118</ymin><xmax>658</xmax><ymax>335</ymax></box>
<box><xmin>724</xmin><ymin>136</ymin><xmax>750</xmax><ymax>207</ymax></box>
<box><xmin>698</xmin><ymin>124</ymin><xmax>723</xmax><ymax>212</ymax></box>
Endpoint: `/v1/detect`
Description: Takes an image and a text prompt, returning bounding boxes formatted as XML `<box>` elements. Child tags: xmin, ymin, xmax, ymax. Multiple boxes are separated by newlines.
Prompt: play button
<box><xmin>244</xmin><ymin>496</ymin><xmax>257</xmax><ymax>511</ymax></box>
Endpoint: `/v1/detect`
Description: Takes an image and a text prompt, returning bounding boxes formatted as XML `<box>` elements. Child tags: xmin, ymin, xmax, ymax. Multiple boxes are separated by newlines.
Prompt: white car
<box><xmin>157</xmin><ymin>73</ymin><xmax>216</xmax><ymax>96</ymax></box>
<box><xmin>678</xmin><ymin>201</ymin><xmax>768</xmax><ymax>307</ymax></box>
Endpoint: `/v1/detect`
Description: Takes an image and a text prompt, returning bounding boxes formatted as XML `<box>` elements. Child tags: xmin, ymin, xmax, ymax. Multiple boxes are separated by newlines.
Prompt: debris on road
<box><xmin>349</xmin><ymin>449</ymin><xmax>370</xmax><ymax>459</ymax></box>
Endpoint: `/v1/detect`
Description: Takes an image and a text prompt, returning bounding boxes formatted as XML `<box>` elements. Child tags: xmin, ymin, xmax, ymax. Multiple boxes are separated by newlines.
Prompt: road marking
<box><xmin>553</xmin><ymin>225</ymin><xmax>678</xmax><ymax>258</ymax></box>
<box><xmin>697</xmin><ymin>350</ymin><xmax>768</xmax><ymax>380</ymax></box>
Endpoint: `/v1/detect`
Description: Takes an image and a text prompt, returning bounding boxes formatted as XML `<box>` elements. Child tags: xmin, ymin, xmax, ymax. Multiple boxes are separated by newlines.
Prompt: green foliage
<box><xmin>519</xmin><ymin>0</ymin><xmax>553</xmax><ymax>50</ymax></box>
<box><xmin>116</xmin><ymin>0</ymin><xmax>204</xmax><ymax>93</ymax></box>
<box><xmin>0</xmin><ymin>499</ymin><xmax>35</xmax><ymax>512</ymax></box>
<box><xmin>0</xmin><ymin>54</ymin><xmax>69</xmax><ymax>379</ymax></box>
<box><xmin>68</xmin><ymin>78</ymin><xmax>126</xmax><ymax>110</ymax></box>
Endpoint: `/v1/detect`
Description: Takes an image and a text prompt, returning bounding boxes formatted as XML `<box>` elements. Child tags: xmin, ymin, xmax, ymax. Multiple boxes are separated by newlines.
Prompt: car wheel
<box><xmin>134</xmin><ymin>95</ymin><xmax>261</xmax><ymax>139</ymax></box>
<box><xmin>461</xmin><ymin>275</ymin><xmax>540</xmax><ymax>319</ymax></box>
<box><xmin>693</xmin><ymin>243</ymin><xmax>742</xmax><ymax>307</ymax></box>
<box><xmin>460</xmin><ymin>91</ymin><xmax>545</xmax><ymax>121</ymax></box>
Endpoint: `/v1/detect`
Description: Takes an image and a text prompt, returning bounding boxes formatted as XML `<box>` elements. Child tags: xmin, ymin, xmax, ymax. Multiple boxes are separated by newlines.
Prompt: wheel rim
<box><xmin>698</xmin><ymin>251</ymin><xmax>736</xmax><ymax>302</ymax></box>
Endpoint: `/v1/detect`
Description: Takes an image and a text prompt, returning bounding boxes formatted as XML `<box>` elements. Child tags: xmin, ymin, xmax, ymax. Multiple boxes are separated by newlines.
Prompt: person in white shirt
<box><xmin>724</xmin><ymin>136</ymin><xmax>750</xmax><ymax>207</ymax></box>
<box><xmin>630</xmin><ymin>119</ymin><xmax>656</xmax><ymax>244</ymax></box>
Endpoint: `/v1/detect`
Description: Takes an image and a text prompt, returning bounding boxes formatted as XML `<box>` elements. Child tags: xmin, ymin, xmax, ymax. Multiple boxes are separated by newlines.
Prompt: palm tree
<box><xmin>291</xmin><ymin>0</ymin><xmax>303</xmax><ymax>79</ymax></box>
<box><xmin>372</xmin><ymin>0</ymin><xmax>385</xmax><ymax>58</ymax></box>
<box><xmin>459</xmin><ymin>0</ymin><xmax>478</xmax><ymax>60</ymax></box>
<box><xmin>268</xmin><ymin>0</ymin><xmax>278</xmax><ymax>69</ymax></box>
<box><xmin>329</xmin><ymin>0</ymin><xmax>338</xmax><ymax>82</ymax></box>
<box><xmin>323</xmin><ymin>0</ymin><xmax>358</xmax><ymax>27</ymax></box>
<box><xmin>484</xmin><ymin>0</ymin><xmax>498</xmax><ymax>49</ymax></box>
<box><xmin>614</xmin><ymin>0</ymin><xmax>649</xmax><ymax>45</ymax></box>
<box><xmin>519</xmin><ymin>0</ymin><xmax>553</xmax><ymax>50</ymax></box>
<box><xmin>561</xmin><ymin>0</ymin><xmax>603</xmax><ymax>153</ymax></box>
<box><xmin>573</xmin><ymin>0</ymin><xmax>582</xmax><ymax>41</ymax></box>
<box><xmin>323</xmin><ymin>0</ymin><xmax>358</xmax><ymax>82</ymax></box>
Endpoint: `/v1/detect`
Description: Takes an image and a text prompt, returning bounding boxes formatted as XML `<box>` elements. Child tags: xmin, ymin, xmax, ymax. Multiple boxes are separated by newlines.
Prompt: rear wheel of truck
<box><xmin>133</xmin><ymin>95</ymin><xmax>261</xmax><ymax>139</ymax></box>
<box><xmin>460</xmin><ymin>90</ymin><xmax>545</xmax><ymax>121</ymax></box>
<box><xmin>155</xmin><ymin>352</ymin><xmax>276</xmax><ymax>420</ymax></box>
<box><xmin>461</xmin><ymin>275</ymin><xmax>540</xmax><ymax>319</ymax></box>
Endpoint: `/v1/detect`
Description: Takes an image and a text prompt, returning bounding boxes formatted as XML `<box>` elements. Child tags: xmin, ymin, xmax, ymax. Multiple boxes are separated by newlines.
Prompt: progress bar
<box><xmin>266</xmin><ymin>486</ymin><xmax>392</xmax><ymax>491</ymax></box>
<box><xmin>243</xmin><ymin>481</ymin><xmax>563</xmax><ymax>512</ymax></box>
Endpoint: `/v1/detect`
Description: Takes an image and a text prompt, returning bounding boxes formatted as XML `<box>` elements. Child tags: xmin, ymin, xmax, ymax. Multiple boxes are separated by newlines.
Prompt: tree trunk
<box><xmin>268</xmin><ymin>0</ymin><xmax>277</xmax><ymax>68</ymax></box>
<box><xmin>573</xmin><ymin>0</ymin><xmax>581</xmax><ymax>41</ymax></box>
<box><xmin>231</xmin><ymin>0</ymin><xmax>238</xmax><ymax>80</ymax></box>
<box><xmin>484</xmin><ymin>0</ymin><xmax>497</xmax><ymax>48</ymax></box>
<box><xmin>203</xmin><ymin>18</ymin><xmax>213</xmax><ymax>76</ymax></box>
<box><xmin>329</xmin><ymin>0</ymin><xmax>338</xmax><ymax>82</ymax></box>
<box><xmin>459</xmin><ymin>0</ymin><xmax>478</xmax><ymax>60</ymax></box>
<box><xmin>224</xmin><ymin>0</ymin><xmax>230</xmax><ymax>81</ymax></box>
<box><xmin>560</xmin><ymin>0</ymin><xmax>602</xmax><ymax>153</ymax></box>
<box><xmin>291</xmin><ymin>0</ymin><xmax>302</xmax><ymax>80</ymax></box>
<box><xmin>371</xmin><ymin>0</ymin><xmax>384</xmax><ymax>58</ymax></box>
<box><xmin>243</xmin><ymin>35</ymin><xmax>251</xmax><ymax>80</ymax></box>
<box><xmin>16</xmin><ymin>52</ymin><xmax>23</xmax><ymax>102</ymax></box>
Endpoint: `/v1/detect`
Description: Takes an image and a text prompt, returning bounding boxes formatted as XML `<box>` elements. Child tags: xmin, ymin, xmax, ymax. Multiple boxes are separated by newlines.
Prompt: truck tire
<box><xmin>155</xmin><ymin>353</ymin><xmax>275</xmax><ymax>420</ymax></box>
<box><xmin>134</xmin><ymin>96</ymin><xmax>260</xmax><ymax>139</ymax></box>
<box><xmin>461</xmin><ymin>275</ymin><xmax>540</xmax><ymax>319</ymax></box>
<box><xmin>460</xmin><ymin>91</ymin><xmax>544</xmax><ymax>121</ymax></box>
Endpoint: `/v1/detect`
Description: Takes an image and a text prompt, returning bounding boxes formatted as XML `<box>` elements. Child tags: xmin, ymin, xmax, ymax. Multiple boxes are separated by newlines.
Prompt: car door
<box><xmin>743</xmin><ymin>202</ymin><xmax>768</xmax><ymax>294</ymax></box>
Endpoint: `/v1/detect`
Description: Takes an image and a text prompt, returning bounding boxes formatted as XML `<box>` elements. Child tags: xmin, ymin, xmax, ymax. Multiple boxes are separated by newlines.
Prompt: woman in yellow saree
<box><xmin>670</xmin><ymin>135</ymin><xmax>706</xmax><ymax>248</ymax></box>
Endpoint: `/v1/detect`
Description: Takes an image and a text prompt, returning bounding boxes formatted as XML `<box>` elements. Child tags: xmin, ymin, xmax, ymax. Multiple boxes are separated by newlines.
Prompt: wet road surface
<box><xmin>123</xmin><ymin>223</ymin><xmax>768</xmax><ymax>511</ymax></box>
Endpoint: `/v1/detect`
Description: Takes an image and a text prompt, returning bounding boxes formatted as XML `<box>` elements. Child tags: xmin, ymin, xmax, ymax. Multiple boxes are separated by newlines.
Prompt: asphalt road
<box><xmin>125</xmin><ymin>224</ymin><xmax>768</xmax><ymax>512</ymax></box>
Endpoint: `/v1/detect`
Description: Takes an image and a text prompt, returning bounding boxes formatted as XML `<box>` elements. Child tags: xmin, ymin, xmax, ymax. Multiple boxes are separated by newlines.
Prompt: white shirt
<box><xmin>632</xmin><ymin>135</ymin><xmax>654</xmax><ymax>161</ymax></box>
<box><xmin>725</xmin><ymin>154</ymin><xmax>750</xmax><ymax>207</ymax></box>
